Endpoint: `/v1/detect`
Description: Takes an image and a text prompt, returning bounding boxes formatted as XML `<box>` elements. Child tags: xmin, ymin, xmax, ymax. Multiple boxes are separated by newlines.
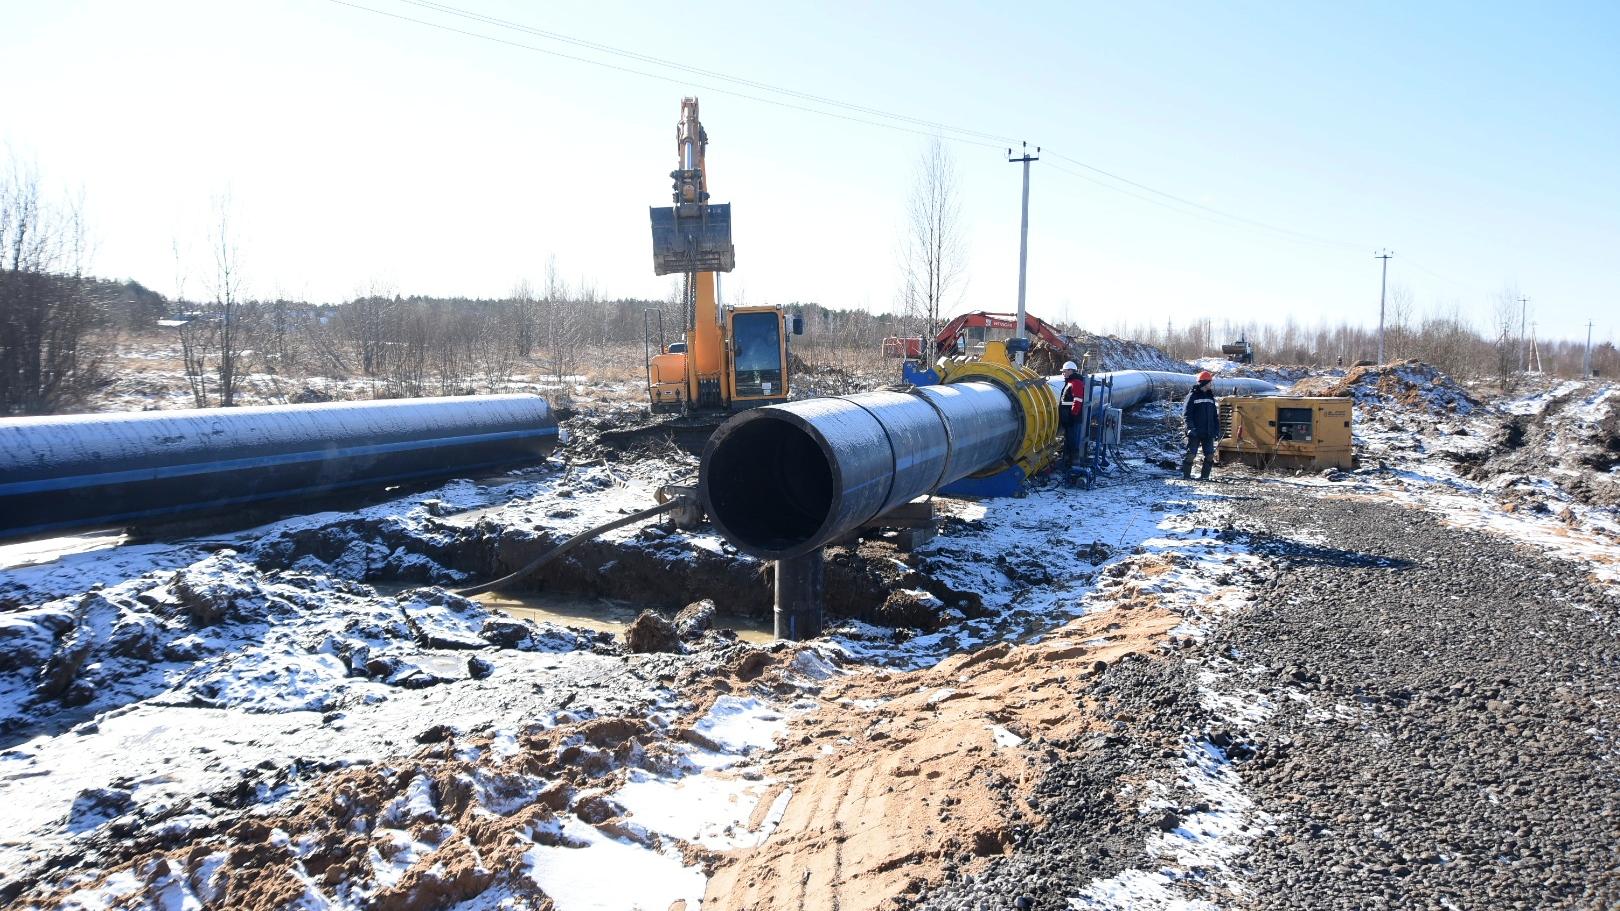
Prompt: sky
<box><xmin>2</xmin><ymin>0</ymin><xmax>1616</xmax><ymax>344</ymax></box>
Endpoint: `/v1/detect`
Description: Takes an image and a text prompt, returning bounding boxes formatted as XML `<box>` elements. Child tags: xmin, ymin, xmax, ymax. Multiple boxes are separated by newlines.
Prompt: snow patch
<box><xmin>522</xmin><ymin>816</ymin><xmax>704</xmax><ymax>911</ymax></box>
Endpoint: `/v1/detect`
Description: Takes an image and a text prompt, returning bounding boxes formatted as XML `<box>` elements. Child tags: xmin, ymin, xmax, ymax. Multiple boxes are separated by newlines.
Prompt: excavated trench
<box><xmin>249</xmin><ymin>509</ymin><xmax>987</xmax><ymax>634</ymax></box>
<box><xmin>1444</xmin><ymin>396</ymin><xmax>1620</xmax><ymax>509</ymax></box>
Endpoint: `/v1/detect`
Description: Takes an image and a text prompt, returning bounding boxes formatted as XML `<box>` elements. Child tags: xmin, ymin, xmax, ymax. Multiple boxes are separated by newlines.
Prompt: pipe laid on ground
<box><xmin>0</xmin><ymin>394</ymin><xmax>561</xmax><ymax>540</ymax></box>
<box><xmin>1044</xmin><ymin>370</ymin><xmax>1280</xmax><ymax>410</ymax></box>
<box><xmin>702</xmin><ymin>370</ymin><xmax>1276</xmax><ymax>561</ymax></box>
<box><xmin>701</xmin><ymin>382</ymin><xmax>1022</xmax><ymax>561</ymax></box>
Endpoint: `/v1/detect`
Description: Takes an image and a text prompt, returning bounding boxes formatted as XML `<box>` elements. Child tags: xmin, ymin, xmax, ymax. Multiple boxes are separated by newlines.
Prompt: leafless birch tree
<box><xmin>899</xmin><ymin>138</ymin><xmax>966</xmax><ymax>343</ymax></box>
<box><xmin>207</xmin><ymin>193</ymin><xmax>251</xmax><ymax>406</ymax></box>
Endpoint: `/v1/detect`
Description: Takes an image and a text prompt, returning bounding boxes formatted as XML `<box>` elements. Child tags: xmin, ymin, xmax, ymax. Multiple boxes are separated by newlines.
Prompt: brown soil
<box><xmin>701</xmin><ymin>605</ymin><xmax>1181</xmax><ymax>910</ymax></box>
<box><xmin>1314</xmin><ymin>363</ymin><xmax>1479</xmax><ymax>414</ymax></box>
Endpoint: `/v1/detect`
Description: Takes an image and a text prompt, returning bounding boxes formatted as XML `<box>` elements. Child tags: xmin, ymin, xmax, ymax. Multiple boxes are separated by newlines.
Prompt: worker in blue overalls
<box><xmin>1181</xmin><ymin>370</ymin><xmax>1219</xmax><ymax>480</ymax></box>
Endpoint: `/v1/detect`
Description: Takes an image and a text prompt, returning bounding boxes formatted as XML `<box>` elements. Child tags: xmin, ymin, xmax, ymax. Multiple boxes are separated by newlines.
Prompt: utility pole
<box><xmin>1009</xmin><ymin>142</ymin><xmax>1039</xmax><ymax>366</ymax></box>
<box><xmin>1584</xmin><ymin>320</ymin><xmax>1594</xmax><ymax>378</ymax></box>
<box><xmin>1375</xmin><ymin>251</ymin><xmax>1393</xmax><ymax>364</ymax></box>
<box><xmin>1518</xmin><ymin>296</ymin><xmax>1529</xmax><ymax>372</ymax></box>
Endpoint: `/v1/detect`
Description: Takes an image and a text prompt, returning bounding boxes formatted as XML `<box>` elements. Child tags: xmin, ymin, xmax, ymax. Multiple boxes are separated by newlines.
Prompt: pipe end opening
<box><xmin>702</xmin><ymin>415</ymin><xmax>834</xmax><ymax>559</ymax></box>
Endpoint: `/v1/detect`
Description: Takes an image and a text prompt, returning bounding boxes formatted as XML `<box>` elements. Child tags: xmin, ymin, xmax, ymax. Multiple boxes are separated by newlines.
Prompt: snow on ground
<box><xmin>0</xmin><ymin>422</ymin><xmax>864</xmax><ymax>911</ymax></box>
<box><xmin>1501</xmin><ymin>379</ymin><xmax>1585</xmax><ymax>416</ymax></box>
<box><xmin>819</xmin><ymin>471</ymin><xmax>1172</xmax><ymax>669</ymax></box>
<box><xmin>1343</xmin><ymin>374</ymin><xmax>1620</xmax><ymax>584</ymax></box>
<box><xmin>0</xmin><ymin>548</ymin><xmax>615</xmax><ymax>872</ymax></box>
<box><xmin>1191</xmin><ymin>357</ymin><xmax>1326</xmax><ymax>389</ymax></box>
<box><xmin>1070</xmin><ymin>490</ymin><xmax>1278</xmax><ymax>909</ymax></box>
<box><xmin>518</xmin><ymin>694</ymin><xmax>808</xmax><ymax>910</ymax></box>
<box><xmin>0</xmin><ymin>444</ymin><xmax>767</xmax><ymax>905</ymax></box>
<box><xmin>8</xmin><ymin>351</ymin><xmax>1615</xmax><ymax>908</ymax></box>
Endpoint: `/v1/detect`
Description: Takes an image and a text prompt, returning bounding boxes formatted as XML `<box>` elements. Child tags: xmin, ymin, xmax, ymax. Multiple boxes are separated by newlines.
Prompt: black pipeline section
<box><xmin>700</xmin><ymin>382</ymin><xmax>1021</xmax><ymax>561</ymax></box>
<box><xmin>0</xmin><ymin>394</ymin><xmax>560</xmax><ymax>539</ymax></box>
<box><xmin>701</xmin><ymin>370</ymin><xmax>1279</xmax><ymax>563</ymax></box>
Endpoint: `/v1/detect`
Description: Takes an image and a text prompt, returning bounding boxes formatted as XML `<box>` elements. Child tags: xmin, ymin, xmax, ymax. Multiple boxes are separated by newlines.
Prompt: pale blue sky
<box><xmin>3</xmin><ymin>0</ymin><xmax>1615</xmax><ymax>343</ymax></box>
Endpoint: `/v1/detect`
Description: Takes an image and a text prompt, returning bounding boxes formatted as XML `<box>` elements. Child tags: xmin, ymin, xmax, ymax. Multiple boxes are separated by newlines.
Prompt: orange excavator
<box><xmin>642</xmin><ymin>98</ymin><xmax>800</xmax><ymax>418</ymax></box>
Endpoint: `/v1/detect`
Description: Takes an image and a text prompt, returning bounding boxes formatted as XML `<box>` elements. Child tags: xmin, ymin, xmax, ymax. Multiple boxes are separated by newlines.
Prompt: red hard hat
<box><xmin>1197</xmin><ymin>370</ymin><xmax>1214</xmax><ymax>382</ymax></box>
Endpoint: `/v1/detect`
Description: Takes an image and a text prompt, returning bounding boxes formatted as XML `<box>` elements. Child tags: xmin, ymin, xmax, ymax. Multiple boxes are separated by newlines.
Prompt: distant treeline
<box><xmin>1107</xmin><ymin>310</ymin><xmax>1615</xmax><ymax>382</ymax></box>
<box><xmin>6</xmin><ymin>270</ymin><xmax>1613</xmax><ymax>416</ymax></box>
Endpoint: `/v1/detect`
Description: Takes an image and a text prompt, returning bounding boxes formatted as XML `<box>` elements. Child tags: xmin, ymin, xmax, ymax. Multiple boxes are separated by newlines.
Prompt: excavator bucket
<box><xmin>650</xmin><ymin>204</ymin><xmax>735</xmax><ymax>275</ymax></box>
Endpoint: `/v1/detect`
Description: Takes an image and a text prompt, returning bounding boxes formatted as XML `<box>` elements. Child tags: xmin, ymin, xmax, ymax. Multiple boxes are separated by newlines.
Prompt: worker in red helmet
<box><xmin>1181</xmin><ymin>370</ymin><xmax>1220</xmax><ymax>480</ymax></box>
<box><xmin>1059</xmin><ymin>361</ymin><xmax>1085</xmax><ymax>470</ymax></box>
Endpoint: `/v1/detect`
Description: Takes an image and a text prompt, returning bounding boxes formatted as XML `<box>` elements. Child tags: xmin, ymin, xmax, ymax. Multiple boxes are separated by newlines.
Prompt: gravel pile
<box><xmin>919</xmin><ymin>472</ymin><xmax>1617</xmax><ymax>911</ymax></box>
<box><xmin>919</xmin><ymin>658</ymin><xmax>1213</xmax><ymax>910</ymax></box>
<box><xmin>1203</xmin><ymin>481</ymin><xmax>1620</xmax><ymax>910</ymax></box>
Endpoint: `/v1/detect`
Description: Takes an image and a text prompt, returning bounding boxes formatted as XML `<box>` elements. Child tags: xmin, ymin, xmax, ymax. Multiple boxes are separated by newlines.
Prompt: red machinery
<box><xmin>885</xmin><ymin>311</ymin><xmax>1080</xmax><ymax>375</ymax></box>
<box><xmin>931</xmin><ymin>311</ymin><xmax>1074</xmax><ymax>358</ymax></box>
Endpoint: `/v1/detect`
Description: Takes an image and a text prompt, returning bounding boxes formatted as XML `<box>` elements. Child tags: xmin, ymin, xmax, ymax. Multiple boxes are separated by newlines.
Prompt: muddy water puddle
<box><xmin>472</xmin><ymin>591</ymin><xmax>774</xmax><ymax>644</ymax></box>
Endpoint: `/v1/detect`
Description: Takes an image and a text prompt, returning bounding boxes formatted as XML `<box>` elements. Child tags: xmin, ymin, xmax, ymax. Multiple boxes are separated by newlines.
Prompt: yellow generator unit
<box><xmin>1218</xmin><ymin>396</ymin><xmax>1354</xmax><ymax>471</ymax></box>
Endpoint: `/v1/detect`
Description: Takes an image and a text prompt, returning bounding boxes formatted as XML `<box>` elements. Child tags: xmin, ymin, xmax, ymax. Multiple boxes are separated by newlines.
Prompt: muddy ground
<box><xmin>2</xmin><ymin>361</ymin><xmax>1617</xmax><ymax>910</ymax></box>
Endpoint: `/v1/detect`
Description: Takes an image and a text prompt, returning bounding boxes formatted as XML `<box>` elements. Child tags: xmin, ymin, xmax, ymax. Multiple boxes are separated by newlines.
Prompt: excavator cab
<box><xmin>725</xmin><ymin>308</ymin><xmax>790</xmax><ymax>404</ymax></box>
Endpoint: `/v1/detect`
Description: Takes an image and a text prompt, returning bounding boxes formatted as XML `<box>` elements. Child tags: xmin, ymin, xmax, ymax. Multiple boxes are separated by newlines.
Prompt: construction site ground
<box><xmin>1</xmin><ymin>353</ymin><xmax>1617</xmax><ymax>910</ymax></box>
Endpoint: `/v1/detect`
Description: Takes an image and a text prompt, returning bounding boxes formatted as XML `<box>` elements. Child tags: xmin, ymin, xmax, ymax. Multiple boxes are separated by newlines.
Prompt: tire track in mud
<box><xmin>702</xmin><ymin>604</ymin><xmax>1188</xmax><ymax>911</ymax></box>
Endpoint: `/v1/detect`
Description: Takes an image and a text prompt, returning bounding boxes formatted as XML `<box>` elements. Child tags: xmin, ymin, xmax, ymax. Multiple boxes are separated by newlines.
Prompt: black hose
<box><xmin>454</xmin><ymin>499</ymin><xmax>682</xmax><ymax>597</ymax></box>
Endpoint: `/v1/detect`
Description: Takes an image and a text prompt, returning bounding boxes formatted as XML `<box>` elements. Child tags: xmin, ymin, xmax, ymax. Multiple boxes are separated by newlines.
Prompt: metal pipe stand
<box><xmin>774</xmin><ymin>546</ymin><xmax>826</xmax><ymax>641</ymax></box>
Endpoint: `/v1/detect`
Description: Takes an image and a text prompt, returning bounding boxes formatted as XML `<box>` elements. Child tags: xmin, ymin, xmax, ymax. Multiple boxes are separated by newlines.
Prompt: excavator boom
<box><xmin>648</xmin><ymin>98</ymin><xmax>736</xmax><ymax>276</ymax></box>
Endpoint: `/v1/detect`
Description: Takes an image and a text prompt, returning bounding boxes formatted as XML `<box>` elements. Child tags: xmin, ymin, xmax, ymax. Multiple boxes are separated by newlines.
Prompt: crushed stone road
<box><xmin>920</xmin><ymin>472</ymin><xmax>1618</xmax><ymax>911</ymax></box>
<box><xmin>1204</xmin><ymin>478</ymin><xmax>1619</xmax><ymax>910</ymax></box>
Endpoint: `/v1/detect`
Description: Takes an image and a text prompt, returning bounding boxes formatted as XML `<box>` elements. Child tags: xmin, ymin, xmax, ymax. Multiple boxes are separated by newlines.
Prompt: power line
<box><xmin>323</xmin><ymin>0</ymin><xmax>1522</xmax><ymax>294</ymax></box>
<box><xmin>324</xmin><ymin>0</ymin><xmax>1007</xmax><ymax>149</ymax></box>
<box><xmin>1042</xmin><ymin>159</ymin><xmax>1359</xmax><ymax>252</ymax></box>
<box><xmin>336</xmin><ymin>0</ymin><xmax>1370</xmax><ymax>252</ymax></box>
<box><xmin>1044</xmin><ymin>150</ymin><xmax>1366</xmax><ymax>251</ymax></box>
<box><xmin>390</xmin><ymin>0</ymin><xmax>1022</xmax><ymax>146</ymax></box>
<box><xmin>1397</xmin><ymin>256</ymin><xmax>1491</xmax><ymax>297</ymax></box>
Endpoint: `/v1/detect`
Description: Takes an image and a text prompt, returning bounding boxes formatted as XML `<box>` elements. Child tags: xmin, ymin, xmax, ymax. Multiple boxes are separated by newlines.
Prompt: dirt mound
<box><xmin>701</xmin><ymin>606</ymin><xmax>1182</xmax><ymax>910</ymax></box>
<box><xmin>1455</xmin><ymin>382</ymin><xmax>1620</xmax><ymax>509</ymax></box>
<box><xmin>624</xmin><ymin>609</ymin><xmax>682</xmax><ymax>653</ymax></box>
<box><xmin>1313</xmin><ymin>361</ymin><xmax>1479</xmax><ymax>416</ymax></box>
<box><xmin>1069</xmin><ymin>331</ymin><xmax>1190</xmax><ymax>373</ymax></box>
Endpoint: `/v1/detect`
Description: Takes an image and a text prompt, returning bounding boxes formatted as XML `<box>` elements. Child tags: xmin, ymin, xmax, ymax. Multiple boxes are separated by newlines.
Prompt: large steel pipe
<box><xmin>701</xmin><ymin>382</ymin><xmax>1020</xmax><ymax>560</ymax></box>
<box><xmin>1045</xmin><ymin>370</ymin><xmax>1279</xmax><ymax>410</ymax></box>
<box><xmin>704</xmin><ymin>370</ymin><xmax>1278</xmax><ymax>560</ymax></box>
<box><xmin>0</xmin><ymin>394</ymin><xmax>560</xmax><ymax>539</ymax></box>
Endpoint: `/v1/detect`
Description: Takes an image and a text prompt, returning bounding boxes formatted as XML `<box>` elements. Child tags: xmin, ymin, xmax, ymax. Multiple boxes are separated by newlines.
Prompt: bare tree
<box><xmin>207</xmin><ymin>193</ymin><xmax>252</xmax><ymax>406</ymax></box>
<box><xmin>171</xmin><ymin>235</ymin><xmax>214</xmax><ymax>407</ymax></box>
<box><xmin>387</xmin><ymin>301</ymin><xmax>430</xmax><ymax>397</ymax></box>
<box><xmin>899</xmin><ymin>138</ymin><xmax>966</xmax><ymax>343</ymax></box>
<box><xmin>475</xmin><ymin>299</ymin><xmax>524</xmax><ymax>393</ymax></box>
<box><xmin>540</xmin><ymin>256</ymin><xmax>584</xmax><ymax>387</ymax></box>
<box><xmin>0</xmin><ymin>156</ymin><xmax>108</xmax><ymax>415</ymax></box>
<box><xmin>1386</xmin><ymin>283</ymin><xmax>1415</xmax><ymax>360</ymax></box>
<box><xmin>343</xmin><ymin>280</ymin><xmax>397</xmax><ymax>379</ymax></box>
<box><xmin>511</xmin><ymin>278</ymin><xmax>537</xmax><ymax>359</ymax></box>
<box><xmin>1491</xmin><ymin>287</ymin><xmax>1521</xmax><ymax>390</ymax></box>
